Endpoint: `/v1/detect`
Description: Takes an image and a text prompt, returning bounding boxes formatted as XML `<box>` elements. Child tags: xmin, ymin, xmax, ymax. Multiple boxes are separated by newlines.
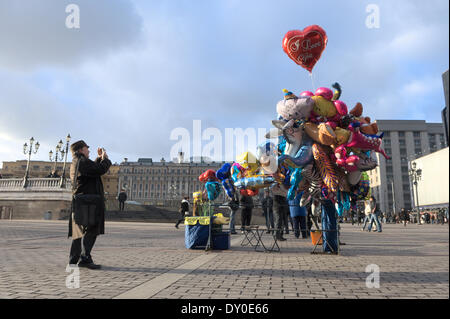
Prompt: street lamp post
<box><xmin>22</xmin><ymin>137</ymin><xmax>40</xmax><ymax>187</ymax></box>
<box><xmin>389</xmin><ymin>179</ymin><xmax>396</xmax><ymax>216</ymax></box>
<box><xmin>409</xmin><ymin>162</ymin><xmax>422</xmax><ymax>225</ymax></box>
<box><xmin>60</xmin><ymin>134</ymin><xmax>71</xmax><ymax>187</ymax></box>
<box><xmin>49</xmin><ymin>140</ymin><xmax>64</xmax><ymax>174</ymax></box>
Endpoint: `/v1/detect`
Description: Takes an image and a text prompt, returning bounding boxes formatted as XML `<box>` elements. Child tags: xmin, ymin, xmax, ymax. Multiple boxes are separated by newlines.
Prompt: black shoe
<box><xmin>78</xmin><ymin>261</ymin><xmax>101</xmax><ymax>270</ymax></box>
<box><xmin>277</xmin><ymin>237</ymin><xmax>287</xmax><ymax>241</ymax></box>
<box><xmin>175</xmin><ymin>224</ymin><xmax>179</xmax><ymax>229</ymax></box>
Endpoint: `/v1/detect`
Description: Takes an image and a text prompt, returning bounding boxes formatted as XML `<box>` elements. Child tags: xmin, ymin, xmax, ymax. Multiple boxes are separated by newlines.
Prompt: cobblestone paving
<box><xmin>0</xmin><ymin>220</ymin><xmax>448</xmax><ymax>299</ymax></box>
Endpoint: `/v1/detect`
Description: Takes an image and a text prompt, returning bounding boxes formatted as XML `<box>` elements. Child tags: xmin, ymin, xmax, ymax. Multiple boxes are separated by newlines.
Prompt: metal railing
<box><xmin>0</xmin><ymin>178</ymin><xmax>72</xmax><ymax>191</ymax></box>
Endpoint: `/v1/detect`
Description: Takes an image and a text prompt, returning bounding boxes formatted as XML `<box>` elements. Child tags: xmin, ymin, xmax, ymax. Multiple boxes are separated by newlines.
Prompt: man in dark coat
<box><xmin>175</xmin><ymin>196</ymin><xmax>190</xmax><ymax>229</ymax></box>
<box><xmin>118</xmin><ymin>190</ymin><xmax>127</xmax><ymax>211</ymax></box>
<box><xmin>68</xmin><ymin>140</ymin><xmax>111</xmax><ymax>269</ymax></box>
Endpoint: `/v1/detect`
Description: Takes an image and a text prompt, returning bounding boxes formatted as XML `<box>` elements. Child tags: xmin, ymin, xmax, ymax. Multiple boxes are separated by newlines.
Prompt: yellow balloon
<box><xmin>311</xmin><ymin>96</ymin><xmax>337</xmax><ymax>118</ymax></box>
<box><xmin>334</xmin><ymin>127</ymin><xmax>351</xmax><ymax>145</ymax></box>
<box><xmin>236</xmin><ymin>151</ymin><xmax>259</xmax><ymax>175</ymax></box>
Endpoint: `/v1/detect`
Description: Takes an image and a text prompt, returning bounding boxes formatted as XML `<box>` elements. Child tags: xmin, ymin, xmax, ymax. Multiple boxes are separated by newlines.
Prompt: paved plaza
<box><xmin>0</xmin><ymin>220</ymin><xmax>448</xmax><ymax>299</ymax></box>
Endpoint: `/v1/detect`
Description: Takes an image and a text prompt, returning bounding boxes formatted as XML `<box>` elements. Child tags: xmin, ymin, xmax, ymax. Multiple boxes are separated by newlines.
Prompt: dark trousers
<box><xmin>69</xmin><ymin>227</ymin><xmax>98</xmax><ymax>264</ymax></box>
<box><xmin>293</xmin><ymin>216</ymin><xmax>308</xmax><ymax>238</ymax></box>
<box><xmin>241</xmin><ymin>208</ymin><xmax>252</xmax><ymax>228</ymax></box>
<box><xmin>175</xmin><ymin>211</ymin><xmax>186</xmax><ymax>227</ymax></box>
<box><xmin>286</xmin><ymin>215</ymin><xmax>293</xmax><ymax>233</ymax></box>
<box><xmin>119</xmin><ymin>201</ymin><xmax>125</xmax><ymax>211</ymax></box>
<box><xmin>263</xmin><ymin>207</ymin><xmax>274</xmax><ymax>230</ymax></box>
<box><xmin>321</xmin><ymin>200</ymin><xmax>338</xmax><ymax>253</ymax></box>
<box><xmin>273</xmin><ymin>195</ymin><xmax>288</xmax><ymax>239</ymax></box>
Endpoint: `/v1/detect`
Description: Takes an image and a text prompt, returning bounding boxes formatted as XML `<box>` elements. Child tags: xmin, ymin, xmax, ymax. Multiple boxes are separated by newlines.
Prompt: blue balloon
<box><xmin>205</xmin><ymin>181</ymin><xmax>221</xmax><ymax>201</ymax></box>
<box><xmin>221</xmin><ymin>179</ymin><xmax>235</xmax><ymax>198</ymax></box>
<box><xmin>216</xmin><ymin>163</ymin><xmax>232</xmax><ymax>181</ymax></box>
<box><xmin>287</xmin><ymin>168</ymin><xmax>303</xmax><ymax>200</ymax></box>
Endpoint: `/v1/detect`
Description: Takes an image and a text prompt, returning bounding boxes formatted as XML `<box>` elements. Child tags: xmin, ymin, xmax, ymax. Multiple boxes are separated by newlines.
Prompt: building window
<box><xmin>399</xmin><ymin>139</ymin><xmax>406</xmax><ymax>147</ymax></box>
<box><xmin>413</xmin><ymin>131</ymin><xmax>421</xmax><ymax>138</ymax></box>
<box><xmin>400</xmin><ymin>148</ymin><xmax>407</xmax><ymax>155</ymax></box>
<box><xmin>398</xmin><ymin>131</ymin><xmax>405</xmax><ymax>137</ymax></box>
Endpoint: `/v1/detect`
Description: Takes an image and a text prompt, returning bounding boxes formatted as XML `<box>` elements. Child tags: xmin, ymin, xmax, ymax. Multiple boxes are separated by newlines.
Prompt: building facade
<box><xmin>368</xmin><ymin>120</ymin><xmax>446</xmax><ymax>213</ymax></box>
<box><xmin>0</xmin><ymin>160</ymin><xmax>64</xmax><ymax>178</ymax></box>
<box><xmin>117</xmin><ymin>154</ymin><xmax>226</xmax><ymax>206</ymax></box>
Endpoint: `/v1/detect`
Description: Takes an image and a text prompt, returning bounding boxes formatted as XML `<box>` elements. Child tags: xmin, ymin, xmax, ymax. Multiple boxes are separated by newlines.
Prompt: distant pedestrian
<box><xmin>175</xmin><ymin>196</ymin><xmax>190</xmax><ymax>229</ymax></box>
<box><xmin>272</xmin><ymin>184</ymin><xmax>289</xmax><ymax>241</ymax></box>
<box><xmin>350</xmin><ymin>198</ymin><xmax>357</xmax><ymax>225</ymax></box>
<box><xmin>362</xmin><ymin>200</ymin><xmax>372</xmax><ymax>231</ymax></box>
<box><xmin>227</xmin><ymin>195</ymin><xmax>239</xmax><ymax>234</ymax></box>
<box><xmin>288</xmin><ymin>193</ymin><xmax>308</xmax><ymax>239</ymax></box>
<box><xmin>367</xmin><ymin>196</ymin><xmax>382</xmax><ymax>233</ymax></box>
<box><xmin>240</xmin><ymin>192</ymin><xmax>254</xmax><ymax>231</ymax></box>
<box><xmin>47</xmin><ymin>170</ymin><xmax>60</xmax><ymax>178</ymax></box>
<box><xmin>261</xmin><ymin>189</ymin><xmax>274</xmax><ymax>234</ymax></box>
<box><xmin>118</xmin><ymin>190</ymin><xmax>127</xmax><ymax>211</ymax></box>
<box><xmin>400</xmin><ymin>208</ymin><xmax>408</xmax><ymax>227</ymax></box>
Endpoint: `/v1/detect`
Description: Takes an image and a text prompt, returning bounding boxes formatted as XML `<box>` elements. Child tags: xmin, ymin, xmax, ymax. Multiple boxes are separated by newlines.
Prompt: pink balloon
<box><xmin>300</xmin><ymin>91</ymin><xmax>314</xmax><ymax>97</ymax></box>
<box><xmin>315</xmin><ymin>87</ymin><xmax>333</xmax><ymax>100</ymax></box>
<box><xmin>333</xmin><ymin>100</ymin><xmax>348</xmax><ymax>116</ymax></box>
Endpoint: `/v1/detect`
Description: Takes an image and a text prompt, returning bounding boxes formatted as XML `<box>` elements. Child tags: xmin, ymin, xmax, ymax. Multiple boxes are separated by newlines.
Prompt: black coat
<box><xmin>68</xmin><ymin>154</ymin><xmax>112</xmax><ymax>238</ymax></box>
<box><xmin>240</xmin><ymin>195</ymin><xmax>254</xmax><ymax>210</ymax></box>
<box><xmin>118</xmin><ymin>192</ymin><xmax>127</xmax><ymax>202</ymax></box>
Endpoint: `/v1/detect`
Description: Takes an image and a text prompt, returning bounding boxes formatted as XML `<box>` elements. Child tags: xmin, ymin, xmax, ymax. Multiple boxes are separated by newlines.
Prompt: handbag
<box><xmin>71</xmin><ymin>157</ymin><xmax>102</xmax><ymax>227</ymax></box>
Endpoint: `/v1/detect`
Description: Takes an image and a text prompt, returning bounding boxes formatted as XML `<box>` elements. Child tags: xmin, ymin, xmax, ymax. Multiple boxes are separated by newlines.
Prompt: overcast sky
<box><xmin>0</xmin><ymin>0</ymin><xmax>448</xmax><ymax>167</ymax></box>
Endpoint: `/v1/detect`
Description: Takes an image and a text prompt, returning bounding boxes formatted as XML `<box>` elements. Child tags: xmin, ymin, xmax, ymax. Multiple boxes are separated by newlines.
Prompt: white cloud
<box><xmin>0</xmin><ymin>0</ymin><xmax>143</xmax><ymax>70</ymax></box>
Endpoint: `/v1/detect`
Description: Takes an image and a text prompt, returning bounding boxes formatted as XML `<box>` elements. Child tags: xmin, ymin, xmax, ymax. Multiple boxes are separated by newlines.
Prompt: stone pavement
<box><xmin>0</xmin><ymin>220</ymin><xmax>448</xmax><ymax>299</ymax></box>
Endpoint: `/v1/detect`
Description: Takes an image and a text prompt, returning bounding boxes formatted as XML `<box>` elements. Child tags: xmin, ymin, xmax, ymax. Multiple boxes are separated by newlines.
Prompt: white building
<box><xmin>368</xmin><ymin>120</ymin><xmax>446</xmax><ymax>213</ymax></box>
<box><xmin>409</xmin><ymin>147</ymin><xmax>449</xmax><ymax>209</ymax></box>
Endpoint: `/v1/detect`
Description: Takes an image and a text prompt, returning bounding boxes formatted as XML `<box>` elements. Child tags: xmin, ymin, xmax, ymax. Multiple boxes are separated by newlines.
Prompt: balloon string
<box><xmin>309</xmin><ymin>71</ymin><xmax>316</xmax><ymax>91</ymax></box>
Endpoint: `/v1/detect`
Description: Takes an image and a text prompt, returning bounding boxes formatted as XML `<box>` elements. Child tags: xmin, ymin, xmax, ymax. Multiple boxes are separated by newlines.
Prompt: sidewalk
<box><xmin>0</xmin><ymin>220</ymin><xmax>448</xmax><ymax>299</ymax></box>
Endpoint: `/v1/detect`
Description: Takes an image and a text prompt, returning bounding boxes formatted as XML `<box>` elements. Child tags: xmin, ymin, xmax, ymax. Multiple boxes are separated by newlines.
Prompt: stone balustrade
<box><xmin>0</xmin><ymin>178</ymin><xmax>73</xmax><ymax>220</ymax></box>
<box><xmin>0</xmin><ymin>178</ymin><xmax>72</xmax><ymax>191</ymax></box>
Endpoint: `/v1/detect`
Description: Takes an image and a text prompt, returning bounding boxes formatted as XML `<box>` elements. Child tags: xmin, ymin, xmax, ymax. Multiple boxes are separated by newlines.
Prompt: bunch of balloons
<box><xmin>195</xmin><ymin>25</ymin><xmax>389</xmax><ymax>214</ymax></box>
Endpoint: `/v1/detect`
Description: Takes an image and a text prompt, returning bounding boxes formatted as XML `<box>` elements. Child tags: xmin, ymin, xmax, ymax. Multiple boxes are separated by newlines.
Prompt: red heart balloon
<box><xmin>282</xmin><ymin>25</ymin><xmax>328</xmax><ymax>73</ymax></box>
